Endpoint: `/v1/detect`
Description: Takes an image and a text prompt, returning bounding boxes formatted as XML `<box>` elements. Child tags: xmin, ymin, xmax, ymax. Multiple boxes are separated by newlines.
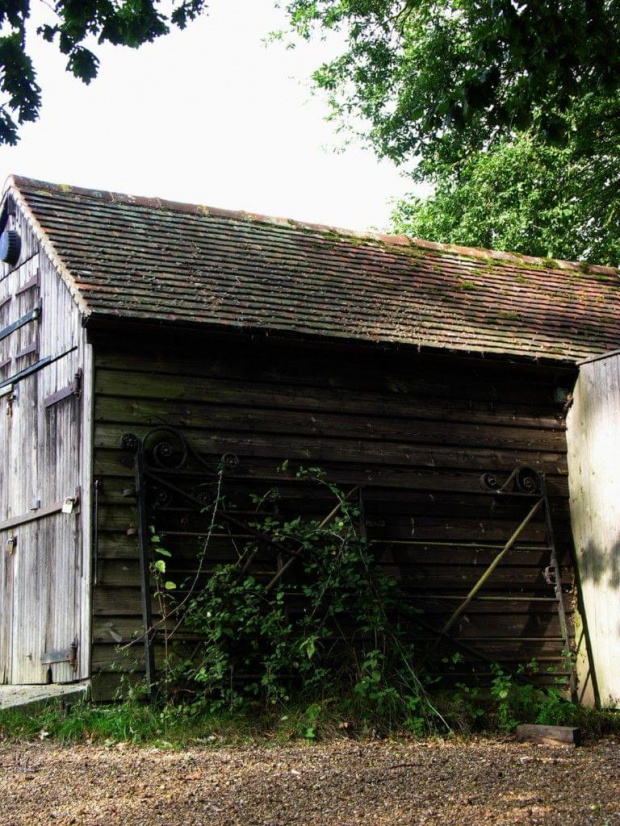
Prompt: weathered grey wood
<box><xmin>0</xmin><ymin>530</ymin><xmax>14</xmax><ymax>682</ymax></box>
<box><xmin>0</xmin><ymin>202</ymin><xmax>93</xmax><ymax>685</ymax></box>
<box><xmin>567</xmin><ymin>353</ymin><xmax>620</xmax><ymax>709</ymax></box>
<box><xmin>516</xmin><ymin>724</ymin><xmax>581</xmax><ymax>746</ymax></box>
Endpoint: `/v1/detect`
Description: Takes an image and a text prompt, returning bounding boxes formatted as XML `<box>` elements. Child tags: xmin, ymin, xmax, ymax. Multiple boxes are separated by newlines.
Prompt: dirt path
<box><xmin>0</xmin><ymin>738</ymin><xmax>618</xmax><ymax>825</ymax></box>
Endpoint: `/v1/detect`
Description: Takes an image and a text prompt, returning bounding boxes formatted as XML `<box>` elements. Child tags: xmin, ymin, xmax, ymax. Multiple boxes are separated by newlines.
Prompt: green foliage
<box><xmin>0</xmin><ymin>683</ymin><xmax>618</xmax><ymax>746</ymax></box>
<box><xmin>487</xmin><ymin>662</ymin><xmax>586</xmax><ymax>733</ymax></box>
<box><xmin>0</xmin><ymin>696</ymin><xmax>263</xmax><ymax>746</ymax></box>
<box><xmin>284</xmin><ymin>1</ymin><xmax>620</xmax><ymax>170</ymax></box>
<box><xmin>284</xmin><ymin>1</ymin><xmax>620</xmax><ymax>263</ymax></box>
<box><xmin>148</xmin><ymin>467</ymin><xmax>443</xmax><ymax>734</ymax></box>
<box><xmin>0</xmin><ymin>0</ymin><xmax>209</xmax><ymax>144</ymax></box>
<box><xmin>391</xmin><ymin>112</ymin><xmax>620</xmax><ymax>265</ymax></box>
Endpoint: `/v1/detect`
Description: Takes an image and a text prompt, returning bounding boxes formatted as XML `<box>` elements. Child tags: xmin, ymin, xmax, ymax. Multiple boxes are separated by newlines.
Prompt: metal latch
<box><xmin>543</xmin><ymin>563</ymin><xmax>558</xmax><ymax>586</ymax></box>
<box><xmin>41</xmin><ymin>638</ymin><xmax>78</xmax><ymax>670</ymax></box>
<box><xmin>5</xmin><ymin>534</ymin><xmax>16</xmax><ymax>554</ymax></box>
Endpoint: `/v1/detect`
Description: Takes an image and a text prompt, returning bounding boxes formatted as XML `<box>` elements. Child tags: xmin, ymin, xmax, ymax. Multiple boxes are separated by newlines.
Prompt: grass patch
<box><xmin>1</xmin><ymin>690</ymin><xmax>618</xmax><ymax>748</ymax></box>
<box><xmin>0</xmin><ymin>699</ymin><xmax>266</xmax><ymax>747</ymax></box>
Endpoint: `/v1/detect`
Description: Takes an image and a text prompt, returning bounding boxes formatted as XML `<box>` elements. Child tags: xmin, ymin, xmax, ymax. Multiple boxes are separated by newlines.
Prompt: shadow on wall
<box><xmin>580</xmin><ymin>536</ymin><xmax>620</xmax><ymax>590</ymax></box>
<box><xmin>578</xmin><ymin>535</ymin><xmax>620</xmax><ymax>657</ymax></box>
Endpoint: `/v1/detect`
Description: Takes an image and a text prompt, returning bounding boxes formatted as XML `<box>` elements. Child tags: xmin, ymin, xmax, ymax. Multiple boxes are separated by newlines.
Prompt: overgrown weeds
<box><xmin>147</xmin><ymin>466</ymin><xmax>446</xmax><ymax>735</ymax></box>
<box><xmin>0</xmin><ymin>689</ymin><xmax>618</xmax><ymax>747</ymax></box>
<box><xmin>4</xmin><ymin>465</ymin><xmax>617</xmax><ymax>747</ymax></box>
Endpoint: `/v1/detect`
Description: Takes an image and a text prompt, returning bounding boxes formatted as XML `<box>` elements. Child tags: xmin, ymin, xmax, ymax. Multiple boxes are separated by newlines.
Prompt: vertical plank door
<box><xmin>4</xmin><ymin>352</ymin><xmax>84</xmax><ymax>684</ymax></box>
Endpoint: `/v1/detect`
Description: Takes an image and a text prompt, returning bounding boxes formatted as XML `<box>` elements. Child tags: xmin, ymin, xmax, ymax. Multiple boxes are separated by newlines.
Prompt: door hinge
<box><xmin>43</xmin><ymin>369</ymin><xmax>82</xmax><ymax>408</ymax></box>
<box><xmin>41</xmin><ymin>638</ymin><xmax>78</xmax><ymax>670</ymax></box>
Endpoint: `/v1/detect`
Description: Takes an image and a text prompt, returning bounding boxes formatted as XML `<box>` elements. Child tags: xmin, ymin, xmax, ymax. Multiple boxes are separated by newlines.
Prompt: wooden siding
<box><xmin>567</xmin><ymin>353</ymin><xmax>620</xmax><ymax>708</ymax></box>
<box><xmin>91</xmin><ymin>332</ymin><xmax>579</xmax><ymax>698</ymax></box>
<box><xmin>0</xmin><ymin>198</ymin><xmax>92</xmax><ymax>684</ymax></box>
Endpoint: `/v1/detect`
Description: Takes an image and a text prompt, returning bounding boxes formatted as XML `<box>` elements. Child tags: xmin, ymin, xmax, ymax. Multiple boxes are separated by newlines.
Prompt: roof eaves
<box><xmin>83</xmin><ymin>305</ymin><xmax>585</xmax><ymax>366</ymax></box>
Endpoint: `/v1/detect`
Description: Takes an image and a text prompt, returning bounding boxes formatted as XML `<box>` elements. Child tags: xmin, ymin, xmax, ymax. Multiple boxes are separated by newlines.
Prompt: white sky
<box><xmin>0</xmin><ymin>0</ymin><xmax>422</xmax><ymax>232</ymax></box>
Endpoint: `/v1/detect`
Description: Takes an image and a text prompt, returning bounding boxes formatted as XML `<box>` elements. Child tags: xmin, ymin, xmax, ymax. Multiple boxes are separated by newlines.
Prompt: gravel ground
<box><xmin>0</xmin><ymin>737</ymin><xmax>618</xmax><ymax>825</ymax></box>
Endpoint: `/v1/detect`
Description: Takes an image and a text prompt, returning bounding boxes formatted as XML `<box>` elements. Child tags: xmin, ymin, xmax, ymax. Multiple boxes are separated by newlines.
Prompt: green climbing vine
<box><xmin>148</xmin><ymin>466</ymin><xmax>445</xmax><ymax>732</ymax></box>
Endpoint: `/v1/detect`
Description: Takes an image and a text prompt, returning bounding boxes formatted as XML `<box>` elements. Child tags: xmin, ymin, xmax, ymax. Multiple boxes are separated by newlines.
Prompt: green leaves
<box><xmin>284</xmin><ymin>0</ymin><xmax>620</xmax><ymax>174</ymax></box>
<box><xmin>391</xmin><ymin>109</ymin><xmax>620</xmax><ymax>265</ymax></box>
<box><xmin>0</xmin><ymin>31</ymin><xmax>41</xmax><ymax>145</ymax></box>
<box><xmin>0</xmin><ymin>0</ymin><xmax>212</xmax><ymax>144</ymax></box>
<box><xmin>157</xmin><ymin>469</ymin><xmax>434</xmax><ymax>727</ymax></box>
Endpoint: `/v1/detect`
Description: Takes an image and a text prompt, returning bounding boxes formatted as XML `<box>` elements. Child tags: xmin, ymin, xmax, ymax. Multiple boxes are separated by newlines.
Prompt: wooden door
<box><xmin>0</xmin><ymin>353</ymin><xmax>83</xmax><ymax>684</ymax></box>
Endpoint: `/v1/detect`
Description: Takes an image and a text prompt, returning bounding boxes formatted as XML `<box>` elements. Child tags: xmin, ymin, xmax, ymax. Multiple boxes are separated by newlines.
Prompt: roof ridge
<box><xmin>7</xmin><ymin>174</ymin><xmax>619</xmax><ymax>278</ymax></box>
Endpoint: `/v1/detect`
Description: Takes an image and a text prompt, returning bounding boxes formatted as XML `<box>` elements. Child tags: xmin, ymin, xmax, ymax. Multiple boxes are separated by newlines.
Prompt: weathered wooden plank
<box><xmin>90</xmin><ymin>671</ymin><xmax>143</xmax><ymax>702</ymax></box>
<box><xmin>96</xmin><ymin>393</ymin><xmax>566</xmax><ymax>437</ymax></box>
<box><xmin>95</xmin><ymin>530</ymin><xmax>571</xmax><ymax>568</ymax></box>
<box><xmin>95</xmin><ymin>556</ymin><xmax>571</xmax><ymax>590</ymax></box>
<box><xmin>91</xmin><ymin>644</ymin><xmax>145</xmax><ymax>672</ymax></box>
<box><xmin>96</xmin><ymin>533</ymin><xmax>140</xmax><ymax>559</ymax></box>
<box><xmin>94</xmin><ymin>492</ymin><xmax>568</xmax><ymax>527</ymax></box>
<box><xmin>94</xmin><ymin>426</ymin><xmax>567</xmax><ymax>477</ymax></box>
<box><xmin>95</xmin><ymin>480</ymin><xmax>571</xmax><ymax>515</ymax></box>
<box><xmin>92</xmin><ymin>617</ymin><xmax>194</xmax><ymax>645</ymax></box>
<box><xmin>95</xmin><ymin>365</ymin><xmax>567</xmax><ymax>414</ymax></box>
<box><xmin>93</xmin><ymin>586</ymin><xmax>146</xmax><ymax>616</ymax></box>
<box><xmin>516</xmin><ymin>724</ymin><xmax>581</xmax><ymax>746</ymax></box>
<box><xmin>10</xmin><ymin>521</ymin><xmax>49</xmax><ymax>683</ymax></box>
<box><xmin>405</xmin><ymin>594</ymin><xmax>574</xmax><ymax>614</ymax></box>
<box><xmin>92</xmin><ymin>453</ymin><xmax>570</xmax><ymax>494</ymax></box>
<box><xmin>0</xmin><ymin>530</ymin><xmax>14</xmax><ymax>683</ymax></box>
<box><xmin>93</xmin><ymin>337</ymin><xmax>573</xmax><ymax>408</ymax></box>
<box><xmin>567</xmin><ymin>354</ymin><xmax>620</xmax><ymax>709</ymax></box>
<box><xmin>96</xmin><ymin>504</ymin><xmax>553</xmax><ymax>544</ymax></box>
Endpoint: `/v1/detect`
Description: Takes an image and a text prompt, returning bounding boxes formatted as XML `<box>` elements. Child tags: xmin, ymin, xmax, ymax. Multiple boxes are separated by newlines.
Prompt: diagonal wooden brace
<box><xmin>440</xmin><ymin>497</ymin><xmax>544</xmax><ymax>636</ymax></box>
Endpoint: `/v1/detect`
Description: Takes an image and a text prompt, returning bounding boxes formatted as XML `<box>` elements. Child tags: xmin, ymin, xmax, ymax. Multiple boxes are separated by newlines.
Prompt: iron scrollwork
<box><xmin>122</xmin><ymin>426</ymin><xmax>239</xmax><ymax>477</ymax></box>
<box><xmin>480</xmin><ymin>465</ymin><xmax>541</xmax><ymax>495</ymax></box>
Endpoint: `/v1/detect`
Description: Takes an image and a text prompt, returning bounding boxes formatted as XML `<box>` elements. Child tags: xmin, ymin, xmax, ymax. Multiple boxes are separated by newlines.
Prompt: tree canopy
<box><xmin>286</xmin><ymin>1</ymin><xmax>620</xmax><ymax>171</ymax></box>
<box><xmin>283</xmin><ymin>0</ymin><xmax>620</xmax><ymax>264</ymax></box>
<box><xmin>392</xmin><ymin>95</ymin><xmax>620</xmax><ymax>265</ymax></box>
<box><xmin>0</xmin><ymin>0</ymin><xmax>208</xmax><ymax>145</ymax></box>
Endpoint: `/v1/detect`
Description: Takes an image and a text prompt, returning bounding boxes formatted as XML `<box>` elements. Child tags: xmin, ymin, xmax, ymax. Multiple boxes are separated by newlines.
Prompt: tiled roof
<box><xmin>7</xmin><ymin>175</ymin><xmax>620</xmax><ymax>363</ymax></box>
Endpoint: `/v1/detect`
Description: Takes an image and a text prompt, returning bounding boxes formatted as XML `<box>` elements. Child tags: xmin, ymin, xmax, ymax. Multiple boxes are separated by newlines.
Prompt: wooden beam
<box><xmin>516</xmin><ymin>724</ymin><xmax>581</xmax><ymax>746</ymax></box>
<box><xmin>440</xmin><ymin>498</ymin><xmax>544</xmax><ymax>634</ymax></box>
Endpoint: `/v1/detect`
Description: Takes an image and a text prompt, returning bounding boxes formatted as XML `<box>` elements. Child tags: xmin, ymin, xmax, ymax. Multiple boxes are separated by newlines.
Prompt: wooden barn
<box><xmin>1</xmin><ymin>175</ymin><xmax>620</xmax><ymax>705</ymax></box>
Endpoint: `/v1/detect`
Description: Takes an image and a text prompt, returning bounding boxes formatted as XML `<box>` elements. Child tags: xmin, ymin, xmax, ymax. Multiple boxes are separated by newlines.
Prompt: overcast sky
<box><xmin>0</xmin><ymin>0</ymin><xmax>423</xmax><ymax>232</ymax></box>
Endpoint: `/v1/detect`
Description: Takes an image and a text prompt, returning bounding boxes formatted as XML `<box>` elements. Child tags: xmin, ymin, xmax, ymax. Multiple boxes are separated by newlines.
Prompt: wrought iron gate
<box><xmin>121</xmin><ymin>426</ymin><xmax>576</xmax><ymax>698</ymax></box>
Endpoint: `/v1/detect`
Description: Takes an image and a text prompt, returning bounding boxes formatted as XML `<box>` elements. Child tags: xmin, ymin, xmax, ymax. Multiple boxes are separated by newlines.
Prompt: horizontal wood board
<box><xmin>91</xmin><ymin>333</ymin><xmax>578</xmax><ymax>697</ymax></box>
